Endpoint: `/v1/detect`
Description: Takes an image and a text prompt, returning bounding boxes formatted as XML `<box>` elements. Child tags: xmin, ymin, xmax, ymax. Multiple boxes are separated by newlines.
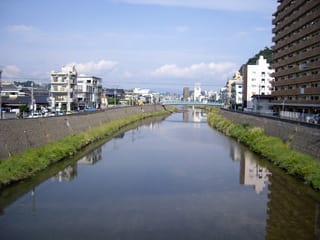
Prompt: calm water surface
<box><xmin>0</xmin><ymin>109</ymin><xmax>320</xmax><ymax>240</ymax></box>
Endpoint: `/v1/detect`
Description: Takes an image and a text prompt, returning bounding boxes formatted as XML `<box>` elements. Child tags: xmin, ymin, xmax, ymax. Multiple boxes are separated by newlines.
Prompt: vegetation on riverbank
<box><xmin>0</xmin><ymin>110</ymin><xmax>171</xmax><ymax>187</ymax></box>
<box><xmin>207</xmin><ymin>108</ymin><xmax>320</xmax><ymax>190</ymax></box>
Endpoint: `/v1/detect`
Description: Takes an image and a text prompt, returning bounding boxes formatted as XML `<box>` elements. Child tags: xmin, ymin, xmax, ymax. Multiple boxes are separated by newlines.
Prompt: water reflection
<box><xmin>228</xmin><ymin>132</ymin><xmax>320</xmax><ymax>239</ymax></box>
<box><xmin>0</xmin><ymin>111</ymin><xmax>320</xmax><ymax>240</ymax></box>
<box><xmin>229</xmin><ymin>141</ymin><xmax>270</xmax><ymax>194</ymax></box>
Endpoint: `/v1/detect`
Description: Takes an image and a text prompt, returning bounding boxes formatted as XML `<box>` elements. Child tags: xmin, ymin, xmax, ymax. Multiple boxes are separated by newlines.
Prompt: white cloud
<box><xmin>176</xmin><ymin>26</ymin><xmax>189</xmax><ymax>33</ymax></box>
<box><xmin>120</xmin><ymin>0</ymin><xmax>277</xmax><ymax>12</ymax></box>
<box><xmin>2</xmin><ymin>65</ymin><xmax>21</xmax><ymax>78</ymax></box>
<box><xmin>151</xmin><ymin>62</ymin><xmax>237</xmax><ymax>79</ymax></box>
<box><xmin>66</xmin><ymin>59</ymin><xmax>118</xmax><ymax>75</ymax></box>
<box><xmin>6</xmin><ymin>24</ymin><xmax>34</xmax><ymax>33</ymax></box>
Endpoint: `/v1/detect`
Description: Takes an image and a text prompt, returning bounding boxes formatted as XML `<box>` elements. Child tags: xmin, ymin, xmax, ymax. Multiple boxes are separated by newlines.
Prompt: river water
<box><xmin>0</xmin><ymin>109</ymin><xmax>320</xmax><ymax>240</ymax></box>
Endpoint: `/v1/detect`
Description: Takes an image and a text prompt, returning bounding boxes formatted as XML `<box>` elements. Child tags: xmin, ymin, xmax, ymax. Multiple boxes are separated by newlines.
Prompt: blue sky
<box><xmin>0</xmin><ymin>0</ymin><xmax>277</xmax><ymax>93</ymax></box>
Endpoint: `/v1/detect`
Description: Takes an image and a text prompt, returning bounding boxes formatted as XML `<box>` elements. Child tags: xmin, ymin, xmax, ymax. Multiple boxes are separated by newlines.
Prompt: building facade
<box><xmin>230</xmin><ymin>80</ymin><xmax>243</xmax><ymax>108</ymax></box>
<box><xmin>50</xmin><ymin>66</ymin><xmax>77</xmax><ymax>112</ymax></box>
<box><xmin>225</xmin><ymin>71</ymin><xmax>243</xmax><ymax>107</ymax></box>
<box><xmin>243</xmin><ymin>56</ymin><xmax>274</xmax><ymax>110</ymax></box>
<box><xmin>193</xmin><ymin>83</ymin><xmax>201</xmax><ymax>101</ymax></box>
<box><xmin>182</xmin><ymin>87</ymin><xmax>190</xmax><ymax>101</ymax></box>
<box><xmin>271</xmin><ymin>0</ymin><xmax>320</xmax><ymax>117</ymax></box>
<box><xmin>76</xmin><ymin>75</ymin><xmax>102</xmax><ymax>110</ymax></box>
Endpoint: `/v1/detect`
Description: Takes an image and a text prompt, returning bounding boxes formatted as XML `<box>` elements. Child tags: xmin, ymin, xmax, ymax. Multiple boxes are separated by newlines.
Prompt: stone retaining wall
<box><xmin>220</xmin><ymin>110</ymin><xmax>320</xmax><ymax>159</ymax></box>
<box><xmin>0</xmin><ymin>105</ymin><xmax>164</xmax><ymax>159</ymax></box>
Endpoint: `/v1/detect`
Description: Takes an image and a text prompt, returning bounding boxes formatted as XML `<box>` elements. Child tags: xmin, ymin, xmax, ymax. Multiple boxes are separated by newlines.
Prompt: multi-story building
<box><xmin>50</xmin><ymin>65</ymin><xmax>77</xmax><ymax>112</ymax></box>
<box><xmin>243</xmin><ymin>56</ymin><xmax>274</xmax><ymax>110</ymax></box>
<box><xmin>230</xmin><ymin>80</ymin><xmax>243</xmax><ymax>109</ymax></box>
<box><xmin>271</xmin><ymin>0</ymin><xmax>320</xmax><ymax>117</ymax></box>
<box><xmin>76</xmin><ymin>75</ymin><xmax>102</xmax><ymax>110</ymax></box>
<box><xmin>182</xmin><ymin>87</ymin><xmax>190</xmax><ymax>101</ymax></box>
<box><xmin>225</xmin><ymin>71</ymin><xmax>243</xmax><ymax>107</ymax></box>
<box><xmin>193</xmin><ymin>83</ymin><xmax>201</xmax><ymax>101</ymax></box>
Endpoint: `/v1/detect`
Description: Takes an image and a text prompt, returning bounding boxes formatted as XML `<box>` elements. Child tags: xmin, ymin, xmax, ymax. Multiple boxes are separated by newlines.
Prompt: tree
<box><xmin>246</xmin><ymin>47</ymin><xmax>273</xmax><ymax>65</ymax></box>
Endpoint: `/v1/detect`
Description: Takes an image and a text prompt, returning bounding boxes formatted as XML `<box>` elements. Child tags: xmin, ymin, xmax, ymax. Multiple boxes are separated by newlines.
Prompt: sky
<box><xmin>0</xmin><ymin>0</ymin><xmax>278</xmax><ymax>93</ymax></box>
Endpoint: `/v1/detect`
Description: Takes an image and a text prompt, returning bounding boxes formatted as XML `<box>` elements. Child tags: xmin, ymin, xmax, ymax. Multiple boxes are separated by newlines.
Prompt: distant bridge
<box><xmin>161</xmin><ymin>100</ymin><xmax>224</xmax><ymax>106</ymax></box>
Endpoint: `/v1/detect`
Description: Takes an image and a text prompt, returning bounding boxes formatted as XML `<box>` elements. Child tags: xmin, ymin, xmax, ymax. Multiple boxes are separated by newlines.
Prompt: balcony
<box><xmin>273</xmin><ymin>36</ymin><xmax>320</xmax><ymax>60</ymax></box>
<box><xmin>273</xmin><ymin>11</ymin><xmax>320</xmax><ymax>43</ymax></box>
<box><xmin>273</xmin><ymin>0</ymin><xmax>297</xmax><ymax>24</ymax></box>
<box><xmin>272</xmin><ymin>99</ymin><xmax>320</xmax><ymax>106</ymax></box>
<box><xmin>273</xmin><ymin>75</ymin><xmax>319</xmax><ymax>87</ymax></box>
<box><xmin>272</xmin><ymin>24</ymin><xmax>319</xmax><ymax>51</ymax></box>
<box><xmin>273</xmin><ymin>48</ymin><xmax>320</xmax><ymax>67</ymax></box>
<box><xmin>273</xmin><ymin>1</ymin><xmax>319</xmax><ymax>34</ymax></box>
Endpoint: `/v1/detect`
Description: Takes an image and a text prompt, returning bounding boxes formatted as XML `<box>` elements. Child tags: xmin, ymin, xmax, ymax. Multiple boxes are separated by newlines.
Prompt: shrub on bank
<box><xmin>207</xmin><ymin>108</ymin><xmax>320</xmax><ymax>190</ymax></box>
<box><xmin>0</xmin><ymin>110</ymin><xmax>170</xmax><ymax>186</ymax></box>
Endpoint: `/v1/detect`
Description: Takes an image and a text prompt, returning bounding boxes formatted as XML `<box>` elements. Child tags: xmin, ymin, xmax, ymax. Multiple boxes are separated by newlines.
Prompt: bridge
<box><xmin>161</xmin><ymin>100</ymin><xmax>224</xmax><ymax>106</ymax></box>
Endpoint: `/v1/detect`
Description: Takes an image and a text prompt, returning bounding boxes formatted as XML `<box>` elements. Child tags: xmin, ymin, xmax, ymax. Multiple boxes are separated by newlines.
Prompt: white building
<box><xmin>76</xmin><ymin>75</ymin><xmax>102</xmax><ymax>110</ymax></box>
<box><xmin>230</xmin><ymin>80</ymin><xmax>243</xmax><ymax>108</ymax></box>
<box><xmin>50</xmin><ymin>65</ymin><xmax>77</xmax><ymax>112</ymax></box>
<box><xmin>243</xmin><ymin>56</ymin><xmax>274</xmax><ymax>110</ymax></box>
<box><xmin>194</xmin><ymin>83</ymin><xmax>201</xmax><ymax>101</ymax></box>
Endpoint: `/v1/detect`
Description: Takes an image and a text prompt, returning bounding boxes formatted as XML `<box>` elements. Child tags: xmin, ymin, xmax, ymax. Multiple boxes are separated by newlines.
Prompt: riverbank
<box><xmin>207</xmin><ymin>108</ymin><xmax>320</xmax><ymax>190</ymax></box>
<box><xmin>0</xmin><ymin>108</ymin><xmax>172</xmax><ymax>187</ymax></box>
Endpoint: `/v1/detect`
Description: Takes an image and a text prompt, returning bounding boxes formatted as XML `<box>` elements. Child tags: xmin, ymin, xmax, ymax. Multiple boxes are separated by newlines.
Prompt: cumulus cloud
<box><xmin>1</xmin><ymin>65</ymin><xmax>21</xmax><ymax>78</ymax></box>
<box><xmin>151</xmin><ymin>62</ymin><xmax>237</xmax><ymax>79</ymax></box>
<box><xmin>6</xmin><ymin>24</ymin><xmax>34</xmax><ymax>33</ymax></box>
<box><xmin>66</xmin><ymin>59</ymin><xmax>118</xmax><ymax>74</ymax></box>
<box><xmin>120</xmin><ymin>0</ymin><xmax>276</xmax><ymax>12</ymax></box>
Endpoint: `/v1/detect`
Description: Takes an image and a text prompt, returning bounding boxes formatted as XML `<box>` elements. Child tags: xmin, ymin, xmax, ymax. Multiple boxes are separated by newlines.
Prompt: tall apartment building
<box><xmin>76</xmin><ymin>75</ymin><xmax>102</xmax><ymax>109</ymax></box>
<box><xmin>271</xmin><ymin>0</ymin><xmax>320</xmax><ymax>116</ymax></box>
<box><xmin>50</xmin><ymin>65</ymin><xmax>77</xmax><ymax>112</ymax></box>
<box><xmin>182</xmin><ymin>87</ymin><xmax>190</xmax><ymax>101</ymax></box>
<box><xmin>243</xmin><ymin>56</ymin><xmax>274</xmax><ymax>110</ymax></box>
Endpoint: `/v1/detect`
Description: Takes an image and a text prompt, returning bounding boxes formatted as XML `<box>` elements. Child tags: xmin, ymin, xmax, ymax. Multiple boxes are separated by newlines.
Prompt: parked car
<box><xmin>28</xmin><ymin>112</ymin><xmax>43</xmax><ymax>118</ymax></box>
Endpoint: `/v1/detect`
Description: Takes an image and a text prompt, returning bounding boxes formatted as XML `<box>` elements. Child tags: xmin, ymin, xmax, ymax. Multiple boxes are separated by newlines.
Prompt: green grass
<box><xmin>0</xmin><ymin>110</ymin><xmax>171</xmax><ymax>186</ymax></box>
<box><xmin>207</xmin><ymin>108</ymin><xmax>320</xmax><ymax>190</ymax></box>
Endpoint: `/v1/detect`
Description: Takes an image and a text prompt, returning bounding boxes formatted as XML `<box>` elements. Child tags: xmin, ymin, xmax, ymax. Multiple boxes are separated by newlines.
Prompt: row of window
<box><xmin>276</xmin><ymin>95</ymin><xmax>320</xmax><ymax>101</ymax></box>
<box><xmin>274</xmin><ymin>1</ymin><xmax>319</xmax><ymax>37</ymax></box>
<box><xmin>52</xmin><ymin>76</ymin><xmax>77</xmax><ymax>84</ymax></box>
<box><xmin>275</xmin><ymin>67</ymin><xmax>320</xmax><ymax>81</ymax></box>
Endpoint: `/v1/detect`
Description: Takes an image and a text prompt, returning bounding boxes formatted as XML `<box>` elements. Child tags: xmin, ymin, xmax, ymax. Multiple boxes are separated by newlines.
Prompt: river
<box><xmin>0</xmin><ymin>109</ymin><xmax>320</xmax><ymax>240</ymax></box>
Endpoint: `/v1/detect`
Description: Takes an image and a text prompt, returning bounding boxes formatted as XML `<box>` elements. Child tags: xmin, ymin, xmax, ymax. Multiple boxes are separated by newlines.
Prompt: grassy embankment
<box><xmin>0</xmin><ymin>109</ymin><xmax>171</xmax><ymax>186</ymax></box>
<box><xmin>207</xmin><ymin>108</ymin><xmax>320</xmax><ymax>190</ymax></box>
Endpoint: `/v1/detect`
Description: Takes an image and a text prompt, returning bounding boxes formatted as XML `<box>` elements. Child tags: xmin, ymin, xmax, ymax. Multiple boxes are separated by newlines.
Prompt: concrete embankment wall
<box><xmin>0</xmin><ymin>105</ymin><xmax>164</xmax><ymax>160</ymax></box>
<box><xmin>219</xmin><ymin>110</ymin><xmax>320</xmax><ymax>159</ymax></box>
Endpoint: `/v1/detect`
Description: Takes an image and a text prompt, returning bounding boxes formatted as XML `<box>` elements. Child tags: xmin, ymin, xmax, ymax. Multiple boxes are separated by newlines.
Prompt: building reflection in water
<box><xmin>192</xmin><ymin>108</ymin><xmax>207</xmax><ymax>123</ymax></box>
<box><xmin>52</xmin><ymin>165</ymin><xmax>77</xmax><ymax>183</ymax></box>
<box><xmin>229</xmin><ymin>141</ymin><xmax>270</xmax><ymax>194</ymax></box>
<box><xmin>77</xmin><ymin>148</ymin><xmax>102</xmax><ymax>165</ymax></box>
<box><xmin>240</xmin><ymin>151</ymin><xmax>270</xmax><ymax>194</ymax></box>
<box><xmin>52</xmin><ymin>148</ymin><xmax>103</xmax><ymax>182</ymax></box>
<box><xmin>229</xmin><ymin>138</ymin><xmax>320</xmax><ymax>239</ymax></box>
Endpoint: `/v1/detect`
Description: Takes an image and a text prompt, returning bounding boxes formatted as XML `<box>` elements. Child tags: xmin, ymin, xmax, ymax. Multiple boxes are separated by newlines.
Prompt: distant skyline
<box><xmin>0</xmin><ymin>0</ymin><xmax>277</xmax><ymax>93</ymax></box>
